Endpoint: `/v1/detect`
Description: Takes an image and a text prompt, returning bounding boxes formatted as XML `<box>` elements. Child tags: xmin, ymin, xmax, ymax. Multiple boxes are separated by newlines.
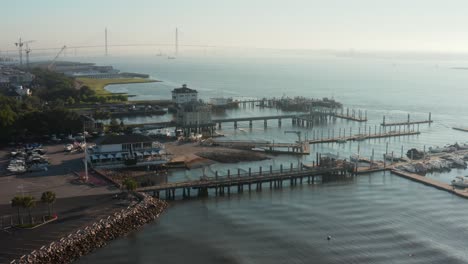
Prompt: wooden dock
<box><xmin>137</xmin><ymin>163</ymin><xmax>352</xmax><ymax>199</ymax></box>
<box><xmin>307</xmin><ymin>130</ymin><xmax>420</xmax><ymax>144</ymax></box>
<box><xmin>390</xmin><ymin>169</ymin><xmax>468</xmax><ymax>199</ymax></box>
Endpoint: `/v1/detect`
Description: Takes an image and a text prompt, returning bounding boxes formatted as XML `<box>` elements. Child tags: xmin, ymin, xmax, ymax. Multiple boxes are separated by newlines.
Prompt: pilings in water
<box><xmin>305</xmin><ymin>125</ymin><xmax>420</xmax><ymax>144</ymax></box>
<box><xmin>144</xmin><ymin>161</ymin><xmax>351</xmax><ymax>200</ymax></box>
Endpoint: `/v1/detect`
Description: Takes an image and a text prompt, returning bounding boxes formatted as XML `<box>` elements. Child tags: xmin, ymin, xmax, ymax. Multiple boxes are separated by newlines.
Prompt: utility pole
<box><xmin>105</xmin><ymin>27</ymin><xmax>108</xmax><ymax>56</ymax></box>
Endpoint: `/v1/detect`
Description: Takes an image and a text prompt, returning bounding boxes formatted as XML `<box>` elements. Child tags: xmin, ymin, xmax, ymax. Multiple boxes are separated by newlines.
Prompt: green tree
<box><xmin>122</xmin><ymin>178</ymin><xmax>138</xmax><ymax>192</ymax></box>
<box><xmin>41</xmin><ymin>191</ymin><xmax>56</xmax><ymax>217</ymax></box>
<box><xmin>66</xmin><ymin>96</ymin><xmax>76</xmax><ymax>105</ymax></box>
<box><xmin>11</xmin><ymin>196</ymin><xmax>24</xmax><ymax>224</ymax></box>
<box><xmin>22</xmin><ymin>195</ymin><xmax>36</xmax><ymax>224</ymax></box>
<box><xmin>0</xmin><ymin>105</ymin><xmax>17</xmax><ymax>128</ymax></box>
<box><xmin>109</xmin><ymin>118</ymin><xmax>120</xmax><ymax>132</ymax></box>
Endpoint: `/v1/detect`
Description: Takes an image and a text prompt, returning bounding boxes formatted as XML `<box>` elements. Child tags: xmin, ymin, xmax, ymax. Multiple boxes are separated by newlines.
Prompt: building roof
<box><xmin>172</xmin><ymin>84</ymin><xmax>197</xmax><ymax>94</ymax></box>
<box><xmin>94</xmin><ymin>134</ymin><xmax>154</xmax><ymax>145</ymax></box>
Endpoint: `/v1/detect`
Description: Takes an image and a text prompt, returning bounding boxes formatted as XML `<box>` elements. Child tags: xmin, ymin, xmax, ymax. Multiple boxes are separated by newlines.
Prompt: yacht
<box><xmin>452</xmin><ymin>176</ymin><xmax>468</xmax><ymax>188</ymax></box>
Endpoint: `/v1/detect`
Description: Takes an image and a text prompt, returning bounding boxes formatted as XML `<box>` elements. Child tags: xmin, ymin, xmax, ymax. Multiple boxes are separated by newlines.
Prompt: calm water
<box><xmin>77</xmin><ymin>53</ymin><xmax>468</xmax><ymax>263</ymax></box>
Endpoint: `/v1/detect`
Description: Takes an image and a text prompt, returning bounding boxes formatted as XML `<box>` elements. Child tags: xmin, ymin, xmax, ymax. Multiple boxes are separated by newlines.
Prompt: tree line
<box><xmin>0</xmin><ymin>68</ymin><xmax>127</xmax><ymax>143</ymax></box>
<box><xmin>11</xmin><ymin>191</ymin><xmax>56</xmax><ymax>226</ymax></box>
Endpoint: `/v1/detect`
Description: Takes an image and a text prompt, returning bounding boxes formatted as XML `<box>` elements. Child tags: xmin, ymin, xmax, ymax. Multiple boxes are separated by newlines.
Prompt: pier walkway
<box><xmin>137</xmin><ymin>163</ymin><xmax>351</xmax><ymax>199</ymax></box>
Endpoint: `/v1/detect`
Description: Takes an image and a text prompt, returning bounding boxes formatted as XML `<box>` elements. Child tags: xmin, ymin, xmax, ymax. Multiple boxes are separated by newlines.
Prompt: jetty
<box><xmin>137</xmin><ymin>162</ymin><xmax>352</xmax><ymax>199</ymax></box>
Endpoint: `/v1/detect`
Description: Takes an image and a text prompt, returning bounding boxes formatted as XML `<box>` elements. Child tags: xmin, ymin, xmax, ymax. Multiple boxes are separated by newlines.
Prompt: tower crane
<box><xmin>48</xmin><ymin>45</ymin><xmax>67</xmax><ymax>71</ymax></box>
<box><xmin>284</xmin><ymin>131</ymin><xmax>302</xmax><ymax>142</ymax></box>
<box><xmin>14</xmin><ymin>38</ymin><xmax>35</xmax><ymax>67</ymax></box>
<box><xmin>25</xmin><ymin>43</ymin><xmax>32</xmax><ymax>69</ymax></box>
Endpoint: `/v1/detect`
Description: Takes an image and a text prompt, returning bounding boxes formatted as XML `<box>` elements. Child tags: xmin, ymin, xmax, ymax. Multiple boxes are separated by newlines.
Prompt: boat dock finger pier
<box><xmin>137</xmin><ymin>161</ymin><xmax>353</xmax><ymax>200</ymax></box>
<box><xmin>381</xmin><ymin>113</ymin><xmax>432</xmax><ymax>126</ymax></box>
<box><xmin>305</xmin><ymin>126</ymin><xmax>420</xmax><ymax>144</ymax></box>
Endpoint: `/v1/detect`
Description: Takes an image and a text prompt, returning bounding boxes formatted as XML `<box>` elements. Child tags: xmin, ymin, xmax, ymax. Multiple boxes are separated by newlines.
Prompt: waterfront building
<box><xmin>171</xmin><ymin>84</ymin><xmax>198</xmax><ymax>105</ymax></box>
<box><xmin>80</xmin><ymin>115</ymin><xmax>104</xmax><ymax>133</ymax></box>
<box><xmin>176</xmin><ymin>101</ymin><xmax>215</xmax><ymax>137</ymax></box>
<box><xmin>4</xmin><ymin>85</ymin><xmax>32</xmax><ymax>101</ymax></box>
<box><xmin>88</xmin><ymin>134</ymin><xmax>167</xmax><ymax>169</ymax></box>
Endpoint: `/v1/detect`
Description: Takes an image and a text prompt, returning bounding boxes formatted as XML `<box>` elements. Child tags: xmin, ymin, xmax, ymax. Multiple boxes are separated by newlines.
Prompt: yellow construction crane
<box><xmin>48</xmin><ymin>45</ymin><xmax>67</xmax><ymax>71</ymax></box>
<box><xmin>284</xmin><ymin>131</ymin><xmax>302</xmax><ymax>142</ymax></box>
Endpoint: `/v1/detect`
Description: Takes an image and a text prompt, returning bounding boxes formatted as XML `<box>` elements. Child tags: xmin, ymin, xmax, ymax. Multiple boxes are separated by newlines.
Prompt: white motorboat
<box><xmin>350</xmin><ymin>154</ymin><xmax>360</xmax><ymax>162</ymax></box>
<box><xmin>452</xmin><ymin>176</ymin><xmax>468</xmax><ymax>188</ymax></box>
<box><xmin>383</xmin><ymin>153</ymin><xmax>396</xmax><ymax>161</ymax></box>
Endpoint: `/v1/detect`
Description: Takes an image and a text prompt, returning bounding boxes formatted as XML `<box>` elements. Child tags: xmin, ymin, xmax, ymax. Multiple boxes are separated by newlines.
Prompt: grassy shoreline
<box><xmin>76</xmin><ymin>77</ymin><xmax>159</xmax><ymax>97</ymax></box>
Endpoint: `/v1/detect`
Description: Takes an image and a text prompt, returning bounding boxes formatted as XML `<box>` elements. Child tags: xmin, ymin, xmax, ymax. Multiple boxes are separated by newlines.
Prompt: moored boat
<box><xmin>452</xmin><ymin>176</ymin><xmax>468</xmax><ymax>188</ymax></box>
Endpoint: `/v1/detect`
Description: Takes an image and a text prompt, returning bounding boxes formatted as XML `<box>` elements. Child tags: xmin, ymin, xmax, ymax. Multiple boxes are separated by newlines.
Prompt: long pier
<box><xmin>137</xmin><ymin>163</ymin><xmax>351</xmax><ymax>199</ymax></box>
<box><xmin>213</xmin><ymin>114</ymin><xmax>301</xmax><ymax>129</ymax></box>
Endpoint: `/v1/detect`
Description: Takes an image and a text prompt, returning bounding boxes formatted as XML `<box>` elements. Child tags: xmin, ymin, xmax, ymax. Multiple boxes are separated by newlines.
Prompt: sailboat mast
<box><xmin>175</xmin><ymin>27</ymin><xmax>178</xmax><ymax>56</ymax></box>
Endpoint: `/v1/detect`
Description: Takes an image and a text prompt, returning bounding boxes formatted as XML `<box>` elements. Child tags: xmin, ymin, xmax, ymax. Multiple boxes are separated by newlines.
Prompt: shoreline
<box><xmin>76</xmin><ymin>77</ymin><xmax>160</xmax><ymax>98</ymax></box>
<box><xmin>12</xmin><ymin>193</ymin><xmax>168</xmax><ymax>264</ymax></box>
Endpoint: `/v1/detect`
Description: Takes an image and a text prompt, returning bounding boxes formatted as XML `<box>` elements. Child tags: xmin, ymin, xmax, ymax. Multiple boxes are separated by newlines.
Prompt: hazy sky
<box><xmin>2</xmin><ymin>0</ymin><xmax>468</xmax><ymax>53</ymax></box>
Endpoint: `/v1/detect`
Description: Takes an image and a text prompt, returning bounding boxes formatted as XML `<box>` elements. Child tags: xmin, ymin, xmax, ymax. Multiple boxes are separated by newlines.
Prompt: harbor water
<box><xmin>78</xmin><ymin>53</ymin><xmax>468</xmax><ymax>263</ymax></box>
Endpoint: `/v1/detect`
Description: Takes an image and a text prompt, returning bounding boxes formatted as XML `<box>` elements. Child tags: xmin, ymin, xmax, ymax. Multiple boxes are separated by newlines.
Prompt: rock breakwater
<box><xmin>12</xmin><ymin>193</ymin><xmax>167</xmax><ymax>264</ymax></box>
